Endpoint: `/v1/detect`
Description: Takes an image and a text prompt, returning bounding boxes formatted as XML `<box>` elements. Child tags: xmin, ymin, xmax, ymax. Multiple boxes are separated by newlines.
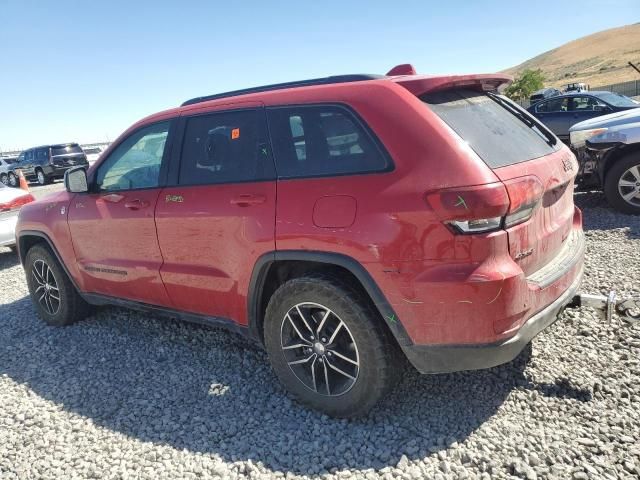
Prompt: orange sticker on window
<box><xmin>231</xmin><ymin>128</ymin><xmax>240</xmax><ymax>139</ymax></box>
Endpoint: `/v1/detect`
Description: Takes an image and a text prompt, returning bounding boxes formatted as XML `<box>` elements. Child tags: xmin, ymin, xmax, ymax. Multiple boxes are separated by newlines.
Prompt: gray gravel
<box><xmin>1</xmin><ymin>191</ymin><xmax>639</xmax><ymax>479</ymax></box>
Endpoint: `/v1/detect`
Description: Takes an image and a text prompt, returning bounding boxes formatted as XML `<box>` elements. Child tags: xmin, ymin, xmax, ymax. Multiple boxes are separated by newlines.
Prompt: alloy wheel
<box><xmin>37</xmin><ymin>170</ymin><xmax>45</xmax><ymax>185</ymax></box>
<box><xmin>280</xmin><ymin>302</ymin><xmax>359</xmax><ymax>396</ymax></box>
<box><xmin>32</xmin><ymin>259</ymin><xmax>61</xmax><ymax>315</ymax></box>
<box><xmin>8</xmin><ymin>173</ymin><xmax>16</xmax><ymax>187</ymax></box>
<box><xmin>617</xmin><ymin>164</ymin><xmax>640</xmax><ymax>208</ymax></box>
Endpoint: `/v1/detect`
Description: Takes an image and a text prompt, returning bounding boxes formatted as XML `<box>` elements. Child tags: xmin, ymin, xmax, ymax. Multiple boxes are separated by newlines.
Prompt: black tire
<box><xmin>25</xmin><ymin>244</ymin><xmax>90</xmax><ymax>326</ymax></box>
<box><xmin>604</xmin><ymin>153</ymin><xmax>640</xmax><ymax>214</ymax></box>
<box><xmin>8</xmin><ymin>172</ymin><xmax>17</xmax><ymax>187</ymax></box>
<box><xmin>264</xmin><ymin>274</ymin><xmax>403</xmax><ymax>418</ymax></box>
<box><xmin>35</xmin><ymin>168</ymin><xmax>49</xmax><ymax>186</ymax></box>
<box><xmin>0</xmin><ymin>173</ymin><xmax>7</xmax><ymax>185</ymax></box>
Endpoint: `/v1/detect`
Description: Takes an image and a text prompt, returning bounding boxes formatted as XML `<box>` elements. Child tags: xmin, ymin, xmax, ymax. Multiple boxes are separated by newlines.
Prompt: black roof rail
<box><xmin>181</xmin><ymin>74</ymin><xmax>384</xmax><ymax>107</ymax></box>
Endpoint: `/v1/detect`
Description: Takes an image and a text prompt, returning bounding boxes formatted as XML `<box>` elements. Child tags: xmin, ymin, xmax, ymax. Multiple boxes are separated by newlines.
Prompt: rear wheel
<box><xmin>36</xmin><ymin>168</ymin><xmax>49</xmax><ymax>185</ymax></box>
<box><xmin>0</xmin><ymin>173</ymin><xmax>7</xmax><ymax>185</ymax></box>
<box><xmin>264</xmin><ymin>275</ymin><xmax>402</xmax><ymax>417</ymax></box>
<box><xmin>604</xmin><ymin>153</ymin><xmax>640</xmax><ymax>214</ymax></box>
<box><xmin>8</xmin><ymin>172</ymin><xmax>17</xmax><ymax>187</ymax></box>
<box><xmin>25</xmin><ymin>244</ymin><xmax>90</xmax><ymax>326</ymax></box>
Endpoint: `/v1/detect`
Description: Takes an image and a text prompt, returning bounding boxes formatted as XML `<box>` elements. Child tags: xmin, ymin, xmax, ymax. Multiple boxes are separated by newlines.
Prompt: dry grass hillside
<box><xmin>503</xmin><ymin>23</ymin><xmax>640</xmax><ymax>88</ymax></box>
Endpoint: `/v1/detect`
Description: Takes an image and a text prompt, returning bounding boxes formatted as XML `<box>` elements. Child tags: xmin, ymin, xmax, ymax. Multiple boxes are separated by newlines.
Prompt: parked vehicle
<box><xmin>83</xmin><ymin>146</ymin><xmax>106</xmax><ymax>165</ymax></box>
<box><xmin>529</xmin><ymin>87</ymin><xmax>561</xmax><ymax>105</ymax></box>
<box><xmin>570</xmin><ymin>107</ymin><xmax>640</xmax><ymax>214</ymax></box>
<box><xmin>0</xmin><ymin>157</ymin><xmax>19</xmax><ymax>185</ymax></box>
<box><xmin>16</xmin><ymin>66</ymin><xmax>585</xmax><ymax>417</ymax></box>
<box><xmin>527</xmin><ymin>91</ymin><xmax>639</xmax><ymax>142</ymax></box>
<box><xmin>564</xmin><ymin>82</ymin><xmax>589</xmax><ymax>93</ymax></box>
<box><xmin>9</xmin><ymin>143</ymin><xmax>89</xmax><ymax>186</ymax></box>
<box><xmin>0</xmin><ymin>183</ymin><xmax>34</xmax><ymax>249</ymax></box>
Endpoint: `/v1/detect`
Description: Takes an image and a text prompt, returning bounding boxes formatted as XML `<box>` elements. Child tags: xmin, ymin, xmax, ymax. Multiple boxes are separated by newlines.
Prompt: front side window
<box><xmin>178</xmin><ymin>109</ymin><xmax>274</xmax><ymax>185</ymax></box>
<box><xmin>25</xmin><ymin>150</ymin><xmax>34</xmax><ymax>161</ymax></box>
<box><xmin>96</xmin><ymin>122</ymin><xmax>169</xmax><ymax>192</ymax></box>
<box><xmin>536</xmin><ymin>97</ymin><xmax>569</xmax><ymax>113</ymax></box>
<box><xmin>267</xmin><ymin>105</ymin><xmax>389</xmax><ymax>179</ymax></box>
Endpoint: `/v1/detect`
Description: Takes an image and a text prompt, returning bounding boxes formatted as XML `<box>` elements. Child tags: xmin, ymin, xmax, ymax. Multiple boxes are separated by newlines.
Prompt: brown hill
<box><xmin>503</xmin><ymin>23</ymin><xmax>640</xmax><ymax>89</ymax></box>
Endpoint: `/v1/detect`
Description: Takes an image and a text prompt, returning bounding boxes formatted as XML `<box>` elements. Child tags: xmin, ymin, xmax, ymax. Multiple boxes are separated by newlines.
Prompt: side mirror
<box><xmin>64</xmin><ymin>166</ymin><xmax>88</xmax><ymax>193</ymax></box>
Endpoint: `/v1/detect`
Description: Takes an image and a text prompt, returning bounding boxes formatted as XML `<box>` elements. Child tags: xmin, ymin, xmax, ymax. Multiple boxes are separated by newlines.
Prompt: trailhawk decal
<box><xmin>83</xmin><ymin>265</ymin><xmax>128</xmax><ymax>276</ymax></box>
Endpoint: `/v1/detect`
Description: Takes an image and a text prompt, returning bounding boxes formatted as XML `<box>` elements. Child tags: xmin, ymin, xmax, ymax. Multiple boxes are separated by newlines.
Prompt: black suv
<box><xmin>9</xmin><ymin>143</ymin><xmax>89</xmax><ymax>186</ymax></box>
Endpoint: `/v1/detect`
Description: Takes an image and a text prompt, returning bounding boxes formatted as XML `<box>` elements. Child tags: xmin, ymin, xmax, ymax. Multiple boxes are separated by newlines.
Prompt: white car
<box><xmin>83</xmin><ymin>146</ymin><xmax>105</xmax><ymax>165</ymax></box>
<box><xmin>0</xmin><ymin>157</ymin><xmax>18</xmax><ymax>185</ymax></box>
<box><xmin>0</xmin><ymin>183</ymin><xmax>34</xmax><ymax>248</ymax></box>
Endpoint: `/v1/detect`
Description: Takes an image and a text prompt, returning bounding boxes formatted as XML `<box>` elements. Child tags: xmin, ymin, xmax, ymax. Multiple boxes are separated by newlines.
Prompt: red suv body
<box><xmin>16</xmin><ymin>67</ymin><xmax>584</xmax><ymax>417</ymax></box>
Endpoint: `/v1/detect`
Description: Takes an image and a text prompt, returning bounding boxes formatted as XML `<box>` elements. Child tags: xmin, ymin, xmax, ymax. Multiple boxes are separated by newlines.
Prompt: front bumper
<box><xmin>402</xmin><ymin>266</ymin><xmax>584</xmax><ymax>374</ymax></box>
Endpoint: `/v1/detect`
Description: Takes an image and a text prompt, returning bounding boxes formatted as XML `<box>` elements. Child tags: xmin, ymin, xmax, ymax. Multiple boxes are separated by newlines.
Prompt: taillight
<box><xmin>425</xmin><ymin>176</ymin><xmax>543</xmax><ymax>234</ymax></box>
<box><xmin>503</xmin><ymin>176</ymin><xmax>544</xmax><ymax>228</ymax></box>
<box><xmin>0</xmin><ymin>193</ymin><xmax>35</xmax><ymax>212</ymax></box>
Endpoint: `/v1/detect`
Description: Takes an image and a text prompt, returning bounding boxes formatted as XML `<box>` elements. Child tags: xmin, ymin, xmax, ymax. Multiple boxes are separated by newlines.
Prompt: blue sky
<box><xmin>0</xmin><ymin>0</ymin><xmax>637</xmax><ymax>150</ymax></box>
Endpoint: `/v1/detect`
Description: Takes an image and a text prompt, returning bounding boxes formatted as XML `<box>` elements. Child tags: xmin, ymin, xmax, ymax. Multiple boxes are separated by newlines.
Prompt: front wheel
<box><xmin>8</xmin><ymin>172</ymin><xmax>17</xmax><ymax>187</ymax></box>
<box><xmin>264</xmin><ymin>275</ymin><xmax>403</xmax><ymax>418</ymax></box>
<box><xmin>25</xmin><ymin>244</ymin><xmax>90</xmax><ymax>326</ymax></box>
<box><xmin>604</xmin><ymin>154</ymin><xmax>640</xmax><ymax>214</ymax></box>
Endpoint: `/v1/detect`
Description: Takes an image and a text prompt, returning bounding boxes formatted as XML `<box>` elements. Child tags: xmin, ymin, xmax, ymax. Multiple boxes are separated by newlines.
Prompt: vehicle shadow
<box><xmin>575</xmin><ymin>191</ymin><xmax>640</xmax><ymax>239</ymax></box>
<box><xmin>0</xmin><ymin>247</ymin><xmax>20</xmax><ymax>269</ymax></box>
<box><xmin>0</xmin><ymin>298</ymin><xmax>591</xmax><ymax>475</ymax></box>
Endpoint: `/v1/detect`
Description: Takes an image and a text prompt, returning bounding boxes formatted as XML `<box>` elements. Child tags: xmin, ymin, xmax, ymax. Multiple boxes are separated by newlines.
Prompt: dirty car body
<box><xmin>16</xmin><ymin>67</ymin><xmax>586</xmax><ymax>416</ymax></box>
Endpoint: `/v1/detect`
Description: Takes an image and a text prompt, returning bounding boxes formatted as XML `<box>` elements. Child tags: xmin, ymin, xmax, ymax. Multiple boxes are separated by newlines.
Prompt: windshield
<box><xmin>51</xmin><ymin>144</ymin><xmax>83</xmax><ymax>156</ymax></box>
<box><xmin>593</xmin><ymin>92</ymin><xmax>637</xmax><ymax>108</ymax></box>
<box><xmin>422</xmin><ymin>89</ymin><xmax>560</xmax><ymax>168</ymax></box>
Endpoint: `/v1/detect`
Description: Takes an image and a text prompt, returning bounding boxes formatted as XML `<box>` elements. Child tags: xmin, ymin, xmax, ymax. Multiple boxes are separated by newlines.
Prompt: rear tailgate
<box><xmin>492</xmin><ymin>148</ymin><xmax>577</xmax><ymax>276</ymax></box>
<box><xmin>416</xmin><ymin>84</ymin><xmax>577</xmax><ymax>277</ymax></box>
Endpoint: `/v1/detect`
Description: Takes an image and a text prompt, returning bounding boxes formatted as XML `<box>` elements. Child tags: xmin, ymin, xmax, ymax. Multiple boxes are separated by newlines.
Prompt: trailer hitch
<box><xmin>571</xmin><ymin>292</ymin><xmax>640</xmax><ymax>324</ymax></box>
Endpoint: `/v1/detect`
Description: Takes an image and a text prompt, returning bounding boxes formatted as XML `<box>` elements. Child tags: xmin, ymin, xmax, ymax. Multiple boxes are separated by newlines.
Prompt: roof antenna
<box><xmin>386</xmin><ymin>64</ymin><xmax>416</xmax><ymax>76</ymax></box>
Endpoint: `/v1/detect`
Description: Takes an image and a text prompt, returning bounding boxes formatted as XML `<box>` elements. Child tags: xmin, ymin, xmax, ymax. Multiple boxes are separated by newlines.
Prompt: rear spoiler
<box><xmin>389</xmin><ymin>70</ymin><xmax>513</xmax><ymax>97</ymax></box>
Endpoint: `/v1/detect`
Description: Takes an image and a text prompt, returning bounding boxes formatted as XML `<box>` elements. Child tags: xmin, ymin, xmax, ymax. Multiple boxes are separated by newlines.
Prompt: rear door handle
<box><xmin>124</xmin><ymin>199</ymin><xmax>149</xmax><ymax>210</ymax></box>
<box><xmin>230</xmin><ymin>194</ymin><xmax>266</xmax><ymax>207</ymax></box>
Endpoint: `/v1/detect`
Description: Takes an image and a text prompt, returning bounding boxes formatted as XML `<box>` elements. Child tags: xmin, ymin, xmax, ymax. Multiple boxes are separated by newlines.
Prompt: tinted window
<box><xmin>25</xmin><ymin>150</ymin><xmax>34</xmax><ymax>161</ymax></box>
<box><xmin>267</xmin><ymin>106</ymin><xmax>389</xmax><ymax>179</ymax></box>
<box><xmin>51</xmin><ymin>144</ymin><xmax>83</xmax><ymax>156</ymax></box>
<box><xmin>569</xmin><ymin>96</ymin><xmax>605</xmax><ymax>111</ymax></box>
<box><xmin>536</xmin><ymin>97</ymin><xmax>569</xmax><ymax>113</ymax></box>
<box><xmin>179</xmin><ymin>109</ymin><xmax>274</xmax><ymax>185</ymax></box>
<box><xmin>96</xmin><ymin>122</ymin><xmax>169</xmax><ymax>191</ymax></box>
<box><xmin>423</xmin><ymin>89</ymin><xmax>559</xmax><ymax>168</ymax></box>
<box><xmin>36</xmin><ymin>148</ymin><xmax>48</xmax><ymax>161</ymax></box>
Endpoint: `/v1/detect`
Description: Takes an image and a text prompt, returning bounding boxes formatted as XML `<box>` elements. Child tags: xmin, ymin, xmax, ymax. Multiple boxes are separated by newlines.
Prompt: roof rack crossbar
<box><xmin>181</xmin><ymin>74</ymin><xmax>383</xmax><ymax>107</ymax></box>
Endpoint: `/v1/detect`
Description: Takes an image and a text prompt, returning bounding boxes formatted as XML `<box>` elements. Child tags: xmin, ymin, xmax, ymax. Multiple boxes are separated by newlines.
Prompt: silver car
<box><xmin>570</xmin><ymin>108</ymin><xmax>640</xmax><ymax>214</ymax></box>
<box><xmin>0</xmin><ymin>183</ymin><xmax>35</xmax><ymax>248</ymax></box>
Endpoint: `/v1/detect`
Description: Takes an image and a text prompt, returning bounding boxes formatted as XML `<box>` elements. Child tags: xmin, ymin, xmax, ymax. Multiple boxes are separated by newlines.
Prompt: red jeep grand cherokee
<box><xmin>16</xmin><ymin>65</ymin><xmax>584</xmax><ymax>417</ymax></box>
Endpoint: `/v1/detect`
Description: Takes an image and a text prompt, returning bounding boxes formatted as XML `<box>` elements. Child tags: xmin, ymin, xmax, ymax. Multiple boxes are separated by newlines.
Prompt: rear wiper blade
<box><xmin>487</xmin><ymin>92</ymin><xmax>557</xmax><ymax>146</ymax></box>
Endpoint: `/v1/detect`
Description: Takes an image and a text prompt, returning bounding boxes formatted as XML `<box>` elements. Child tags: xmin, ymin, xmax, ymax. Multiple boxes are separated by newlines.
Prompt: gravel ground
<box><xmin>1</xmin><ymin>191</ymin><xmax>639</xmax><ymax>480</ymax></box>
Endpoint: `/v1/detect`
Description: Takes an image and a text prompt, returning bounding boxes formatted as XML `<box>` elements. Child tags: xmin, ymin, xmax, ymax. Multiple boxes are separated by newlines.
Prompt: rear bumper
<box><xmin>403</xmin><ymin>266</ymin><xmax>583</xmax><ymax>373</ymax></box>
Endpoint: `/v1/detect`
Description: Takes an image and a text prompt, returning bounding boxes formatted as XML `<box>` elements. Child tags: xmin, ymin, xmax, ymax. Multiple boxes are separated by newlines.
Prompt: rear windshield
<box><xmin>593</xmin><ymin>92</ymin><xmax>637</xmax><ymax>108</ymax></box>
<box><xmin>51</xmin><ymin>144</ymin><xmax>83</xmax><ymax>156</ymax></box>
<box><xmin>422</xmin><ymin>89</ymin><xmax>560</xmax><ymax>168</ymax></box>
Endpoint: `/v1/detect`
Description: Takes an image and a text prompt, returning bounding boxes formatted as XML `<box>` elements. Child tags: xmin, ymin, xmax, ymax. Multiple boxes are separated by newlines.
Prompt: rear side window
<box><xmin>535</xmin><ymin>97</ymin><xmax>568</xmax><ymax>113</ymax></box>
<box><xmin>36</xmin><ymin>148</ymin><xmax>48</xmax><ymax>161</ymax></box>
<box><xmin>178</xmin><ymin>109</ymin><xmax>274</xmax><ymax>185</ymax></box>
<box><xmin>51</xmin><ymin>144</ymin><xmax>83</xmax><ymax>156</ymax></box>
<box><xmin>267</xmin><ymin>105</ymin><xmax>390</xmax><ymax>179</ymax></box>
<box><xmin>423</xmin><ymin>89</ymin><xmax>559</xmax><ymax>169</ymax></box>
